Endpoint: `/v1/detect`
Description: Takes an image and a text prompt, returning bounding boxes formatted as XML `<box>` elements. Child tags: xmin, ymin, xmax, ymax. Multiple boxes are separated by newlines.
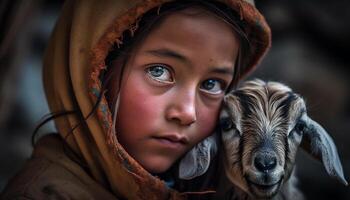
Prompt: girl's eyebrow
<box><xmin>210</xmin><ymin>67</ymin><xmax>234</xmax><ymax>76</ymax></box>
<box><xmin>145</xmin><ymin>48</ymin><xmax>189</xmax><ymax>64</ymax></box>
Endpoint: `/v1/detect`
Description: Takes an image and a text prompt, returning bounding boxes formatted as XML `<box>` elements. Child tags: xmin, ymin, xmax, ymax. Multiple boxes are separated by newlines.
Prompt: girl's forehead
<box><xmin>134</xmin><ymin>9</ymin><xmax>239</xmax><ymax>71</ymax></box>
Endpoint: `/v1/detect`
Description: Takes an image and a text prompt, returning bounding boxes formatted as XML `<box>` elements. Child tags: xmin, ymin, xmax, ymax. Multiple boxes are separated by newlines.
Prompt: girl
<box><xmin>1</xmin><ymin>0</ymin><xmax>270</xmax><ymax>199</ymax></box>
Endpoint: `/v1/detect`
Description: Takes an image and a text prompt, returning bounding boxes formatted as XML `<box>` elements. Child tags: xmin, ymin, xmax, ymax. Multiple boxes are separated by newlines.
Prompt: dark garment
<box><xmin>1</xmin><ymin>135</ymin><xmax>118</xmax><ymax>200</ymax></box>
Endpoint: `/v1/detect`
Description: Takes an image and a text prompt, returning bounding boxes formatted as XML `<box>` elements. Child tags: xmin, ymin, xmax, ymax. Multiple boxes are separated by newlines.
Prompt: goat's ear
<box><xmin>300</xmin><ymin>115</ymin><xmax>348</xmax><ymax>185</ymax></box>
<box><xmin>178</xmin><ymin>133</ymin><xmax>218</xmax><ymax>180</ymax></box>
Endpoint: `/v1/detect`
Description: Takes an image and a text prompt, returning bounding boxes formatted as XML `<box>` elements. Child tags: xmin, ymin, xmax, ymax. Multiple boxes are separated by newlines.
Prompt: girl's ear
<box><xmin>300</xmin><ymin>115</ymin><xmax>348</xmax><ymax>186</ymax></box>
<box><xmin>178</xmin><ymin>133</ymin><xmax>218</xmax><ymax>180</ymax></box>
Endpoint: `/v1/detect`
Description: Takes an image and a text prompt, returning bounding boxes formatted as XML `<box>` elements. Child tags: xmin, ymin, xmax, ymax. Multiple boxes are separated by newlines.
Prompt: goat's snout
<box><xmin>246</xmin><ymin>150</ymin><xmax>283</xmax><ymax>198</ymax></box>
<box><xmin>254</xmin><ymin>151</ymin><xmax>277</xmax><ymax>173</ymax></box>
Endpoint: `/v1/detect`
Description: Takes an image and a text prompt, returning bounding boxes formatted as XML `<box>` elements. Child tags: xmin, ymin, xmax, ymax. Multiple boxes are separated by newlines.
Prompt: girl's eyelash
<box><xmin>147</xmin><ymin>63</ymin><xmax>168</xmax><ymax>69</ymax></box>
<box><xmin>200</xmin><ymin>79</ymin><xmax>228</xmax><ymax>95</ymax></box>
<box><xmin>145</xmin><ymin>64</ymin><xmax>175</xmax><ymax>83</ymax></box>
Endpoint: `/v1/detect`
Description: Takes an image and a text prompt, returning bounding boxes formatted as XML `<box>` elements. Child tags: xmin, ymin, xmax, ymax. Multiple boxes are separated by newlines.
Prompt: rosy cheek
<box><xmin>119</xmin><ymin>85</ymin><xmax>161</xmax><ymax>132</ymax></box>
<box><xmin>118</xmin><ymin>71</ymin><xmax>166</xmax><ymax>133</ymax></box>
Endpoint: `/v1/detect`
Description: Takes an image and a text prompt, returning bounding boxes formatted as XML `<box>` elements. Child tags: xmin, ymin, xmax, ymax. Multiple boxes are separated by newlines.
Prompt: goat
<box><xmin>179</xmin><ymin>79</ymin><xmax>348</xmax><ymax>200</ymax></box>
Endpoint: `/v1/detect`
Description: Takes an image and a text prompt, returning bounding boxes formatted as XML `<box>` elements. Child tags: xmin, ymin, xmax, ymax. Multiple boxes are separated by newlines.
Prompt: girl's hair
<box><xmin>32</xmin><ymin>1</ymin><xmax>250</xmax><ymax>164</ymax></box>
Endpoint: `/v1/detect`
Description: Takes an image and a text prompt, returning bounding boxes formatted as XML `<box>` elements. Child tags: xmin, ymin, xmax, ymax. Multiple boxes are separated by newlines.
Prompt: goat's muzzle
<box><xmin>245</xmin><ymin>150</ymin><xmax>285</xmax><ymax>198</ymax></box>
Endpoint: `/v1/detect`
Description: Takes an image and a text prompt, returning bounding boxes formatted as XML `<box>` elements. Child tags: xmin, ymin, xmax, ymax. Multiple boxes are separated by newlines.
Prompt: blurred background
<box><xmin>0</xmin><ymin>0</ymin><xmax>349</xmax><ymax>199</ymax></box>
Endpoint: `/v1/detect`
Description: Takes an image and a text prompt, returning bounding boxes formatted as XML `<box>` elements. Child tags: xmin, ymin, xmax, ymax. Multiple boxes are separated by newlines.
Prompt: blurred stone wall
<box><xmin>0</xmin><ymin>0</ymin><xmax>349</xmax><ymax>199</ymax></box>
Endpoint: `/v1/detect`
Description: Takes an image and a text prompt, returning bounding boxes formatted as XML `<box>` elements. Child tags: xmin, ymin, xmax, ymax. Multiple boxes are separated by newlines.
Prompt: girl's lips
<box><xmin>152</xmin><ymin>134</ymin><xmax>189</xmax><ymax>149</ymax></box>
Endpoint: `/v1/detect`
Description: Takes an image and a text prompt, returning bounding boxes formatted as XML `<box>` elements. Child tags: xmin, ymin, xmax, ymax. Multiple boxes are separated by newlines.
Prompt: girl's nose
<box><xmin>165</xmin><ymin>90</ymin><xmax>197</xmax><ymax>126</ymax></box>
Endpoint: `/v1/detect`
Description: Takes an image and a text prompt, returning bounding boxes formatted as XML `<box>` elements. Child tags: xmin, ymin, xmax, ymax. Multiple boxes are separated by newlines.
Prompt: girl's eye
<box><xmin>146</xmin><ymin>65</ymin><xmax>173</xmax><ymax>83</ymax></box>
<box><xmin>200</xmin><ymin>79</ymin><xmax>225</xmax><ymax>95</ymax></box>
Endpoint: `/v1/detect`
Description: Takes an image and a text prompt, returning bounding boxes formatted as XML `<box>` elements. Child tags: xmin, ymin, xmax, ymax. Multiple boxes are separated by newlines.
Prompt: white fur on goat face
<box><xmin>220</xmin><ymin>80</ymin><xmax>306</xmax><ymax>198</ymax></box>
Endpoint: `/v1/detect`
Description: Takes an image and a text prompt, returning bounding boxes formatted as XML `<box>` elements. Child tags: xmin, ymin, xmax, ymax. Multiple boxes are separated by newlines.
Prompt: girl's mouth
<box><xmin>152</xmin><ymin>134</ymin><xmax>189</xmax><ymax>149</ymax></box>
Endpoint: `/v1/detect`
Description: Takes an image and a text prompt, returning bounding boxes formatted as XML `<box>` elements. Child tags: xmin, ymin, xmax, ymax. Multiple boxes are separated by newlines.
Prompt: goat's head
<box><xmin>220</xmin><ymin>79</ymin><xmax>347</xmax><ymax>198</ymax></box>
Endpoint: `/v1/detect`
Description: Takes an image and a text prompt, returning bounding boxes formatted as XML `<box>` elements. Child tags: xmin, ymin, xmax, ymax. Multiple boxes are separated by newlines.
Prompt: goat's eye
<box><xmin>220</xmin><ymin>117</ymin><xmax>234</xmax><ymax>132</ymax></box>
<box><xmin>294</xmin><ymin>121</ymin><xmax>306</xmax><ymax>135</ymax></box>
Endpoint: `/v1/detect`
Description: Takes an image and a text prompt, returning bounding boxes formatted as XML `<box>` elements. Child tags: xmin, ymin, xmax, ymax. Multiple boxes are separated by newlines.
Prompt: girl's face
<box><xmin>115</xmin><ymin>8</ymin><xmax>240</xmax><ymax>173</ymax></box>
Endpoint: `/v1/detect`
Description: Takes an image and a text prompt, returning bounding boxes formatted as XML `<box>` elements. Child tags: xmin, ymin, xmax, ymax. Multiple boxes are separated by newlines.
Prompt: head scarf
<box><xmin>43</xmin><ymin>0</ymin><xmax>270</xmax><ymax>199</ymax></box>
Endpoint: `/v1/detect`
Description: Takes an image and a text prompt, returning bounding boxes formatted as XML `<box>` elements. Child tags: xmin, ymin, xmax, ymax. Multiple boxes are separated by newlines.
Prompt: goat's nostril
<box><xmin>254</xmin><ymin>155</ymin><xmax>277</xmax><ymax>172</ymax></box>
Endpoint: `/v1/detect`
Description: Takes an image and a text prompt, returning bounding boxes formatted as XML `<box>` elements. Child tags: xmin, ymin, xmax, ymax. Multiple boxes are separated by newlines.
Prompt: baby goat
<box><xmin>179</xmin><ymin>79</ymin><xmax>347</xmax><ymax>200</ymax></box>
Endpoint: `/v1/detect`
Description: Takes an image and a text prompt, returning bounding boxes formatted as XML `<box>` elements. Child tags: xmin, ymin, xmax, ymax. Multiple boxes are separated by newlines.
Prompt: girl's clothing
<box><xmin>1</xmin><ymin>0</ymin><xmax>270</xmax><ymax>199</ymax></box>
<box><xmin>1</xmin><ymin>135</ymin><xmax>118</xmax><ymax>199</ymax></box>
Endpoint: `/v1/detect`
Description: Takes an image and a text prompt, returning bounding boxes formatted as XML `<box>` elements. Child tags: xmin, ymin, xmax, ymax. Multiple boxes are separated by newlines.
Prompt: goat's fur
<box><xmin>179</xmin><ymin>79</ymin><xmax>347</xmax><ymax>200</ymax></box>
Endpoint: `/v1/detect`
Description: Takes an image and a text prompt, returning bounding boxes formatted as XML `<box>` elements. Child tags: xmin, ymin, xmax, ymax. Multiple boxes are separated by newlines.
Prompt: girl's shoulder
<box><xmin>1</xmin><ymin>135</ymin><xmax>117</xmax><ymax>200</ymax></box>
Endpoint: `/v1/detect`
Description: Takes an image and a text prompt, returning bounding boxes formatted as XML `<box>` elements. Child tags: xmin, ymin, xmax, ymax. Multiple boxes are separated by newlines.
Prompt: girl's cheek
<box><xmin>196</xmin><ymin>102</ymin><xmax>221</xmax><ymax>139</ymax></box>
<box><xmin>119</xmin><ymin>77</ymin><xmax>163</xmax><ymax>131</ymax></box>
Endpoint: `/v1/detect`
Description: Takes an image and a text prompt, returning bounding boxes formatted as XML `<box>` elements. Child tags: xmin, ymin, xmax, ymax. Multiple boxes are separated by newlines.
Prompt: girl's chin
<box><xmin>139</xmin><ymin>156</ymin><xmax>177</xmax><ymax>174</ymax></box>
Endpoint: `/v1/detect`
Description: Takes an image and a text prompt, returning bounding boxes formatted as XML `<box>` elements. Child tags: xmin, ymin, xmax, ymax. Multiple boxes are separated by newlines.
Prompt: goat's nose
<box><xmin>254</xmin><ymin>154</ymin><xmax>277</xmax><ymax>172</ymax></box>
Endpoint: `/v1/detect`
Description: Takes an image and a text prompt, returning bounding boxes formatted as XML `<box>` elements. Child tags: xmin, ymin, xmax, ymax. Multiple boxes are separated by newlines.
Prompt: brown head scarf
<box><xmin>43</xmin><ymin>0</ymin><xmax>270</xmax><ymax>199</ymax></box>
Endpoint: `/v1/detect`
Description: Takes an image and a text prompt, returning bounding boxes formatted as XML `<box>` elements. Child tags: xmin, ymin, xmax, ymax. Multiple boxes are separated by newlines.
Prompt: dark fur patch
<box><xmin>279</xmin><ymin>92</ymin><xmax>298</xmax><ymax>120</ymax></box>
<box><xmin>234</xmin><ymin>90</ymin><xmax>253</xmax><ymax>118</ymax></box>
